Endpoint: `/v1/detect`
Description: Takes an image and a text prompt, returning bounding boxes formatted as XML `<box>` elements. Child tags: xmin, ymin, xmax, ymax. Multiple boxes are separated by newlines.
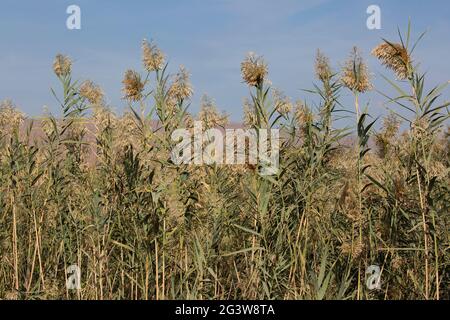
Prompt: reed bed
<box><xmin>0</xmin><ymin>24</ymin><xmax>448</xmax><ymax>300</ymax></box>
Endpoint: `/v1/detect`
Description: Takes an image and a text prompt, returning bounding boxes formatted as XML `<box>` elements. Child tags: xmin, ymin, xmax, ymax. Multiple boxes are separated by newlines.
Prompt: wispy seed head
<box><xmin>241</xmin><ymin>52</ymin><xmax>268</xmax><ymax>87</ymax></box>
<box><xmin>372</xmin><ymin>42</ymin><xmax>411</xmax><ymax>80</ymax></box>
<box><xmin>0</xmin><ymin>100</ymin><xmax>25</xmax><ymax>133</ymax></box>
<box><xmin>122</xmin><ymin>70</ymin><xmax>144</xmax><ymax>102</ymax></box>
<box><xmin>92</xmin><ymin>105</ymin><xmax>117</xmax><ymax>134</ymax></box>
<box><xmin>142</xmin><ymin>39</ymin><xmax>165</xmax><ymax>72</ymax></box>
<box><xmin>315</xmin><ymin>49</ymin><xmax>332</xmax><ymax>82</ymax></box>
<box><xmin>53</xmin><ymin>54</ymin><xmax>72</xmax><ymax>78</ymax></box>
<box><xmin>273</xmin><ymin>89</ymin><xmax>293</xmax><ymax>116</ymax></box>
<box><xmin>168</xmin><ymin>66</ymin><xmax>193</xmax><ymax>101</ymax></box>
<box><xmin>80</xmin><ymin>80</ymin><xmax>104</xmax><ymax>105</ymax></box>
<box><xmin>198</xmin><ymin>94</ymin><xmax>229</xmax><ymax>128</ymax></box>
<box><xmin>341</xmin><ymin>47</ymin><xmax>372</xmax><ymax>93</ymax></box>
<box><xmin>294</xmin><ymin>100</ymin><xmax>313</xmax><ymax>126</ymax></box>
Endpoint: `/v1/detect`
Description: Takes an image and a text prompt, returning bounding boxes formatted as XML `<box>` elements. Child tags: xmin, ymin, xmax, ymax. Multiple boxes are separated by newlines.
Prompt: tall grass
<box><xmin>0</xmin><ymin>24</ymin><xmax>448</xmax><ymax>300</ymax></box>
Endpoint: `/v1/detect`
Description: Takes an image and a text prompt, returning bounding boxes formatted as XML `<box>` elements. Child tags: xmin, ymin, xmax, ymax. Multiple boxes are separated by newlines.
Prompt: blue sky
<box><xmin>1</xmin><ymin>0</ymin><xmax>449</xmax><ymax>123</ymax></box>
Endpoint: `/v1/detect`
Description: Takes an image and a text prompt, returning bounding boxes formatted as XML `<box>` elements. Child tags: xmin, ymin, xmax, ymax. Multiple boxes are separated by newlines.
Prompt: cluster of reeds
<box><xmin>0</xmin><ymin>23</ymin><xmax>448</xmax><ymax>300</ymax></box>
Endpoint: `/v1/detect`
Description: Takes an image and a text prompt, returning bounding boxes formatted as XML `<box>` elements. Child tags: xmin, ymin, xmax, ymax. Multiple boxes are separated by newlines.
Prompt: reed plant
<box><xmin>0</xmin><ymin>23</ymin><xmax>448</xmax><ymax>300</ymax></box>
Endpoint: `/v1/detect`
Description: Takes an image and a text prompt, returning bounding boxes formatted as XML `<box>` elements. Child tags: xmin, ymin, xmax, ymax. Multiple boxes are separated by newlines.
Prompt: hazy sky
<box><xmin>1</xmin><ymin>0</ymin><xmax>449</xmax><ymax>123</ymax></box>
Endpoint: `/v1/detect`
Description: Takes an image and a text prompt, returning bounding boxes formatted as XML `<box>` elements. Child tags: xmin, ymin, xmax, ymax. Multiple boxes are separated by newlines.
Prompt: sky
<box><xmin>0</xmin><ymin>0</ymin><xmax>449</xmax><ymax>124</ymax></box>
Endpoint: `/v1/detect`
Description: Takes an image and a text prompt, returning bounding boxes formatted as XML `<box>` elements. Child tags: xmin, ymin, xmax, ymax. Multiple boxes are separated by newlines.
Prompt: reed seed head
<box><xmin>372</xmin><ymin>42</ymin><xmax>411</xmax><ymax>80</ymax></box>
<box><xmin>273</xmin><ymin>89</ymin><xmax>293</xmax><ymax>116</ymax></box>
<box><xmin>315</xmin><ymin>49</ymin><xmax>332</xmax><ymax>82</ymax></box>
<box><xmin>294</xmin><ymin>100</ymin><xmax>313</xmax><ymax>125</ymax></box>
<box><xmin>122</xmin><ymin>70</ymin><xmax>144</xmax><ymax>102</ymax></box>
<box><xmin>198</xmin><ymin>94</ymin><xmax>229</xmax><ymax>128</ymax></box>
<box><xmin>53</xmin><ymin>54</ymin><xmax>72</xmax><ymax>77</ymax></box>
<box><xmin>80</xmin><ymin>80</ymin><xmax>104</xmax><ymax>105</ymax></box>
<box><xmin>93</xmin><ymin>105</ymin><xmax>117</xmax><ymax>133</ymax></box>
<box><xmin>168</xmin><ymin>66</ymin><xmax>193</xmax><ymax>101</ymax></box>
<box><xmin>241</xmin><ymin>52</ymin><xmax>268</xmax><ymax>87</ymax></box>
<box><xmin>142</xmin><ymin>39</ymin><xmax>165</xmax><ymax>72</ymax></box>
<box><xmin>341</xmin><ymin>47</ymin><xmax>372</xmax><ymax>93</ymax></box>
<box><xmin>381</xmin><ymin>113</ymin><xmax>401</xmax><ymax>138</ymax></box>
<box><xmin>0</xmin><ymin>100</ymin><xmax>24</xmax><ymax>133</ymax></box>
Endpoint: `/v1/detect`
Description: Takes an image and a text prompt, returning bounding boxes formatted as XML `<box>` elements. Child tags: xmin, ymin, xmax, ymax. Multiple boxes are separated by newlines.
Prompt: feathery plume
<box><xmin>122</xmin><ymin>70</ymin><xmax>144</xmax><ymax>102</ymax></box>
<box><xmin>92</xmin><ymin>105</ymin><xmax>117</xmax><ymax>134</ymax></box>
<box><xmin>168</xmin><ymin>66</ymin><xmax>193</xmax><ymax>101</ymax></box>
<box><xmin>53</xmin><ymin>54</ymin><xmax>72</xmax><ymax>77</ymax></box>
<box><xmin>372</xmin><ymin>42</ymin><xmax>411</xmax><ymax>80</ymax></box>
<box><xmin>341</xmin><ymin>47</ymin><xmax>372</xmax><ymax>93</ymax></box>
<box><xmin>80</xmin><ymin>80</ymin><xmax>104</xmax><ymax>105</ymax></box>
<box><xmin>0</xmin><ymin>100</ymin><xmax>24</xmax><ymax>134</ymax></box>
<box><xmin>294</xmin><ymin>100</ymin><xmax>313</xmax><ymax>126</ymax></box>
<box><xmin>273</xmin><ymin>89</ymin><xmax>293</xmax><ymax>116</ymax></box>
<box><xmin>142</xmin><ymin>39</ymin><xmax>165</xmax><ymax>72</ymax></box>
<box><xmin>198</xmin><ymin>94</ymin><xmax>229</xmax><ymax>128</ymax></box>
<box><xmin>241</xmin><ymin>52</ymin><xmax>268</xmax><ymax>87</ymax></box>
<box><xmin>315</xmin><ymin>50</ymin><xmax>332</xmax><ymax>82</ymax></box>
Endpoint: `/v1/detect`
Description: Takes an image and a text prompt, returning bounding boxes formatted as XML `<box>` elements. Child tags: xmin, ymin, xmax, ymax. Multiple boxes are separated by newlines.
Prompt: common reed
<box><xmin>0</xmin><ymin>24</ymin><xmax>448</xmax><ymax>300</ymax></box>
